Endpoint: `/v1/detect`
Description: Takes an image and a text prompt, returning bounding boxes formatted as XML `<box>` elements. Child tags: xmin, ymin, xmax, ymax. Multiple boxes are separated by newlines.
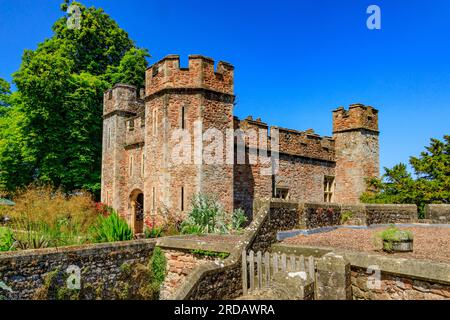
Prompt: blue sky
<box><xmin>0</xmin><ymin>0</ymin><xmax>449</xmax><ymax>172</ymax></box>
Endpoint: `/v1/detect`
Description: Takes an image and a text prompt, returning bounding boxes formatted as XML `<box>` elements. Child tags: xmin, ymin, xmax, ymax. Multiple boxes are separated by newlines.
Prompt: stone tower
<box><xmin>101</xmin><ymin>84</ymin><xmax>144</xmax><ymax>220</ymax></box>
<box><xmin>144</xmin><ymin>55</ymin><xmax>235</xmax><ymax>219</ymax></box>
<box><xmin>332</xmin><ymin>104</ymin><xmax>380</xmax><ymax>203</ymax></box>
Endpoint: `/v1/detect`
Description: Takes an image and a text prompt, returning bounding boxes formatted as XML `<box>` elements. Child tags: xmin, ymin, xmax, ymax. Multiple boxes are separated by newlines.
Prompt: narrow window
<box><xmin>141</xmin><ymin>153</ymin><xmax>145</xmax><ymax>177</ymax></box>
<box><xmin>152</xmin><ymin>187</ymin><xmax>156</xmax><ymax>213</ymax></box>
<box><xmin>128</xmin><ymin>119</ymin><xmax>135</xmax><ymax>131</ymax></box>
<box><xmin>107</xmin><ymin>126</ymin><xmax>112</xmax><ymax>149</ymax></box>
<box><xmin>129</xmin><ymin>155</ymin><xmax>134</xmax><ymax>177</ymax></box>
<box><xmin>152</xmin><ymin>109</ymin><xmax>158</xmax><ymax>135</ymax></box>
<box><xmin>181</xmin><ymin>187</ymin><xmax>184</xmax><ymax>212</ymax></box>
<box><xmin>181</xmin><ymin>106</ymin><xmax>186</xmax><ymax>130</ymax></box>
<box><xmin>324</xmin><ymin>176</ymin><xmax>335</xmax><ymax>203</ymax></box>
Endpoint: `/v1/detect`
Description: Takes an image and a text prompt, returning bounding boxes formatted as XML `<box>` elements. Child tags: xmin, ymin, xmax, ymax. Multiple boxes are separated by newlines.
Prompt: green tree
<box><xmin>361</xmin><ymin>135</ymin><xmax>450</xmax><ymax>217</ymax></box>
<box><xmin>0</xmin><ymin>1</ymin><xmax>149</xmax><ymax>197</ymax></box>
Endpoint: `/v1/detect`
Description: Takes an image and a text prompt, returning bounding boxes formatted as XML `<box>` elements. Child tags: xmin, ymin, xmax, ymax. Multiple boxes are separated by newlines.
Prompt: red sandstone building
<box><xmin>101</xmin><ymin>55</ymin><xmax>379</xmax><ymax>233</ymax></box>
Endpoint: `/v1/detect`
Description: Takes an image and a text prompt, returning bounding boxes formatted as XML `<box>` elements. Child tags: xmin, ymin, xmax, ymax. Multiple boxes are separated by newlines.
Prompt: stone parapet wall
<box><xmin>365</xmin><ymin>204</ymin><xmax>418</xmax><ymax>225</ymax></box>
<box><xmin>0</xmin><ymin>240</ymin><xmax>156</xmax><ymax>300</ymax></box>
<box><xmin>298</xmin><ymin>202</ymin><xmax>341</xmax><ymax>229</ymax></box>
<box><xmin>425</xmin><ymin>204</ymin><xmax>450</xmax><ymax>224</ymax></box>
<box><xmin>272</xmin><ymin>243</ymin><xmax>450</xmax><ymax>300</ymax></box>
<box><xmin>351</xmin><ymin>267</ymin><xmax>450</xmax><ymax>300</ymax></box>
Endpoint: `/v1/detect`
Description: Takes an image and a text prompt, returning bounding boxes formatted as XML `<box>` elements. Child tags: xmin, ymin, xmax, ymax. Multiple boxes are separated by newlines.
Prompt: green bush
<box><xmin>340</xmin><ymin>211</ymin><xmax>353</xmax><ymax>224</ymax></box>
<box><xmin>0</xmin><ymin>227</ymin><xmax>14</xmax><ymax>252</ymax></box>
<box><xmin>181</xmin><ymin>194</ymin><xmax>228</xmax><ymax>234</ymax></box>
<box><xmin>374</xmin><ymin>226</ymin><xmax>414</xmax><ymax>252</ymax></box>
<box><xmin>149</xmin><ymin>247</ymin><xmax>167</xmax><ymax>285</ymax></box>
<box><xmin>144</xmin><ymin>227</ymin><xmax>163</xmax><ymax>239</ymax></box>
<box><xmin>231</xmin><ymin>208</ymin><xmax>248</xmax><ymax>230</ymax></box>
<box><xmin>89</xmin><ymin>212</ymin><xmax>132</xmax><ymax>243</ymax></box>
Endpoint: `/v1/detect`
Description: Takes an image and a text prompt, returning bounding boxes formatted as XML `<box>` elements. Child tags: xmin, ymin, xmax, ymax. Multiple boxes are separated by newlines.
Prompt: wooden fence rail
<box><xmin>242</xmin><ymin>250</ymin><xmax>315</xmax><ymax>295</ymax></box>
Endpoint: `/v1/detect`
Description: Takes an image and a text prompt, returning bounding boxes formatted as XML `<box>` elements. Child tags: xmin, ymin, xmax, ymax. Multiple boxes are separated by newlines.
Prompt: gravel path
<box><xmin>283</xmin><ymin>227</ymin><xmax>450</xmax><ymax>264</ymax></box>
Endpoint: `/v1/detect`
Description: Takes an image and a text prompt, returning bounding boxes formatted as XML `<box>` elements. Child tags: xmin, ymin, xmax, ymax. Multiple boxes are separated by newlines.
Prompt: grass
<box><xmin>0</xmin><ymin>185</ymin><xmax>132</xmax><ymax>252</ymax></box>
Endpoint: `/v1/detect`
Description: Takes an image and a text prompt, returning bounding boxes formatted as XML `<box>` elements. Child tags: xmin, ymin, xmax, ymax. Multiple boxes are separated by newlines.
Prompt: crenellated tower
<box><xmin>332</xmin><ymin>104</ymin><xmax>380</xmax><ymax>203</ymax></box>
<box><xmin>101</xmin><ymin>84</ymin><xmax>144</xmax><ymax>220</ymax></box>
<box><xmin>144</xmin><ymin>55</ymin><xmax>235</xmax><ymax>219</ymax></box>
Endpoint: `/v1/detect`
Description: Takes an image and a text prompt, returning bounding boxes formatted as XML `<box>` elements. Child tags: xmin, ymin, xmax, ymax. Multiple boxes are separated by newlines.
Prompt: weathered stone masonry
<box><xmin>101</xmin><ymin>54</ymin><xmax>380</xmax><ymax>232</ymax></box>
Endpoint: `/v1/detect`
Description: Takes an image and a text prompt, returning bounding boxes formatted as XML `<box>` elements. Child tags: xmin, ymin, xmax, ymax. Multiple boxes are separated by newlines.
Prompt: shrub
<box><xmin>3</xmin><ymin>185</ymin><xmax>97</xmax><ymax>248</ymax></box>
<box><xmin>231</xmin><ymin>208</ymin><xmax>248</xmax><ymax>230</ymax></box>
<box><xmin>374</xmin><ymin>226</ymin><xmax>414</xmax><ymax>252</ymax></box>
<box><xmin>181</xmin><ymin>194</ymin><xmax>228</xmax><ymax>235</ymax></box>
<box><xmin>149</xmin><ymin>247</ymin><xmax>167</xmax><ymax>285</ymax></box>
<box><xmin>340</xmin><ymin>211</ymin><xmax>353</xmax><ymax>224</ymax></box>
<box><xmin>144</xmin><ymin>226</ymin><xmax>163</xmax><ymax>239</ymax></box>
<box><xmin>0</xmin><ymin>227</ymin><xmax>14</xmax><ymax>252</ymax></box>
<box><xmin>89</xmin><ymin>211</ymin><xmax>132</xmax><ymax>243</ymax></box>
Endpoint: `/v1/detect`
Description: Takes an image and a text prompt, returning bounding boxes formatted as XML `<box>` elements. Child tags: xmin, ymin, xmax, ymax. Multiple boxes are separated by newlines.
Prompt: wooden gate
<box><xmin>241</xmin><ymin>250</ymin><xmax>315</xmax><ymax>295</ymax></box>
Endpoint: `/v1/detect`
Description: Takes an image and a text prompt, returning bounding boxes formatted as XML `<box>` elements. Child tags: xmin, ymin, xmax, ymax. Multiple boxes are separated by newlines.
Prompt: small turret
<box><xmin>103</xmin><ymin>84</ymin><xmax>140</xmax><ymax>116</ymax></box>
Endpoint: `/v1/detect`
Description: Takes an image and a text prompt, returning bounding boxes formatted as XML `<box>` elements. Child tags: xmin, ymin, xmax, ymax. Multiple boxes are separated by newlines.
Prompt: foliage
<box><xmin>1</xmin><ymin>185</ymin><xmax>97</xmax><ymax>249</ymax></box>
<box><xmin>144</xmin><ymin>226</ymin><xmax>163</xmax><ymax>239</ymax></box>
<box><xmin>0</xmin><ymin>1</ymin><xmax>149</xmax><ymax>198</ymax></box>
<box><xmin>340</xmin><ymin>211</ymin><xmax>353</xmax><ymax>224</ymax></box>
<box><xmin>33</xmin><ymin>268</ymin><xmax>80</xmax><ymax>300</ymax></box>
<box><xmin>0</xmin><ymin>227</ymin><xmax>14</xmax><ymax>252</ymax></box>
<box><xmin>149</xmin><ymin>247</ymin><xmax>167</xmax><ymax>285</ymax></box>
<box><xmin>362</xmin><ymin>135</ymin><xmax>450</xmax><ymax>218</ymax></box>
<box><xmin>89</xmin><ymin>211</ymin><xmax>132</xmax><ymax>243</ymax></box>
<box><xmin>181</xmin><ymin>194</ymin><xmax>229</xmax><ymax>235</ymax></box>
<box><xmin>231</xmin><ymin>208</ymin><xmax>248</xmax><ymax>230</ymax></box>
<box><xmin>374</xmin><ymin>226</ymin><xmax>413</xmax><ymax>252</ymax></box>
<box><xmin>114</xmin><ymin>248</ymin><xmax>167</xmax><ymax>300</ymax></box>
<box><xmin>190</xmin><ymin>249</ymin><xmax>230</xmax><ymax>260</ymax></box>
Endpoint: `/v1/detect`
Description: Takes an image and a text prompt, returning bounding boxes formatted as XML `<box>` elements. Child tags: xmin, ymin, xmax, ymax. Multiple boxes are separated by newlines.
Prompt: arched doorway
<box><xmin>130</xmin><ymin>190</ymin><xmax>144</xmax><ymax>234</ymax></box>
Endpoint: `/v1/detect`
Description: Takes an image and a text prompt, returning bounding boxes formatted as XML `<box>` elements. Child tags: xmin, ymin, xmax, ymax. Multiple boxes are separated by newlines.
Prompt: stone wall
<box><xmin>365</xmin><ymin>204</ymin><xmax>418</xmax><ymax>225</ymax></box>
<box><xmin>425</xmin><ymin>204</ymin><xmax>450</xmax><ymax>224</ymax></box>
<box><xmin>298</xmin><ymin>202</ymin><xmax>341</xmax><ymax>229</ymax></box>
<box><xmin>272</xmin><ymin>243</ymin><xmax>450</xmax><ymax>300</ymax></box>
<box><xmin>0</xmin><ymin>240</ymin><xmax>156</xmax><ymax>300</ymax></box>
<box><xmin>351</xmin><ymin>267</ymin><xmax>450</xmax><ymax>300</ymax></box>
<box><xmin>160</xmin><ymin>249</ymin><xmax>212</xmax><ymax>300</ymax></box>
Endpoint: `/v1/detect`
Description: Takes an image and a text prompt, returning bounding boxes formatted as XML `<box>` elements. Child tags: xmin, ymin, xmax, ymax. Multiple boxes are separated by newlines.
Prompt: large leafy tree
<box><xmin>0</xmin><ymin>1</ymin><xmax>149</xmax><ymax>197</ymax></box>
<box><xmin>362</xmin><ymin>135</ymin><xmax>450</xmax><ymax>217</ymax></box>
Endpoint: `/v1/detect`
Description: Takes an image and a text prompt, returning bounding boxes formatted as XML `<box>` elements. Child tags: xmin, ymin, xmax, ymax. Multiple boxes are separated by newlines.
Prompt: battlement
<box><xmin>276</xmin><ymin>127</ymin><xmax>335</xmax><ymax>161</ymax></box>
<box><xmin>103</xmin><ymin>84</ymin><xmax>144</xmax><ymax>116</ymax></box>
<box><xmin>332</xmin><ymin>103</ymin><xmax>379</xmax><ymax>134</ymax></box>
<box><xmin>234</xmin><ymin>115</ymin><xmax>335</xmax><ymax>162</ymax></box>
<box><xmin>145</xmin><ymin>55</ymin><xmax>234</xmax><ymax>97</ymax></box>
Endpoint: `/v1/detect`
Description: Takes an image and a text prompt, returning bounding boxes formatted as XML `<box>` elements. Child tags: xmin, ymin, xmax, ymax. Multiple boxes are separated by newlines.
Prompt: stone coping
<box><xmin>271</xmin><ymin>243</ymin><xmax>450</xmax><ymax>285</ymax></box>
<box><xmin>0</xmin><ymin>239</ymin><xmax>157</xmax><ymax>261</ymax></box>
<box><xmin>156</xmin><ymin>236</ymin><xmax>236</xmax><ymax>253</ymax></box>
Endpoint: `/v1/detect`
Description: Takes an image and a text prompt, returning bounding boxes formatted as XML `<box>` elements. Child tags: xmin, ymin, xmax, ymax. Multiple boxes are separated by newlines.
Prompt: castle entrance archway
<box><xmin>130</xmin><ymin>190</ymin><xmax>144</xmax><ymax>234</ymax></box>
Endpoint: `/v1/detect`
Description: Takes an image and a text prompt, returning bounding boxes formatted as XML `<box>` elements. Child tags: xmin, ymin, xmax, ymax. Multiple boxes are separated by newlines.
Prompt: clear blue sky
<box><xmin>0</xmin><ymin>0</ymin><xmax>449</xmax><ymax>172</ymax></box>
